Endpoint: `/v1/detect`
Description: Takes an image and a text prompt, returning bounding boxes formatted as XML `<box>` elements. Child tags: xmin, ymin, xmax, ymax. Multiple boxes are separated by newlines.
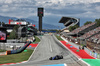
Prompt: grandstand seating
<box><xmin>97</xmin><ymin>39</ymin><xmax>100</xmax><ymax>44</ymax></box>
<box><xmin>80</xmin><ymin>27</ymin><xmax>100</xmax><ymax>39</ymax></box>
<box><xmin>90</xmin><ymin>33</ymin><xmax>100</xmax><ymax>44</ymax></box>
<box><xmin>60</xmin><ymin>20</ymin><xmax>100</xmax><ymax>54</ymax></box>
<box><xmin>71</xmin><ymin>22</ymin><xmax>96</xmax><ymax>34</ymax></box>
<box><xmin>91</xmin><ymin>33</ymin><xmax>100</xmax><ymax>39</ymax></box>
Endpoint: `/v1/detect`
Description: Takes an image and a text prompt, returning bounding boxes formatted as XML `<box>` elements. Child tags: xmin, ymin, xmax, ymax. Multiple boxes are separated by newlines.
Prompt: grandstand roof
<box><xmin>59</xmin><ymin>17</ymin><xmax>79</xmax><ymax>23</ymax></box>
<box><xmin>59</xmin><ymin>16</ymin><xmax>80</xmax><ymax>30</ymax></box>
<box><xmin>59</xmin><ymin>17</ymin><xmax>72</xmax><ymax>23</ymax></box>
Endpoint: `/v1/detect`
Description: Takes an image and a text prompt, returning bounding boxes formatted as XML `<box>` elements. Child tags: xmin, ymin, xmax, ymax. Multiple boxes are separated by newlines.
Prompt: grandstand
<box><xmin>28</xmin><ymin>25</ymin><xmax>37</xmax><ymax>35</ymax></box>
<box><xmin>18</xmin><ymin>27</ymin><xmax>26</xmax><ymax>38</ymax></box>
<box><xmin>59</xmin><ymin>17</ymin><xmax>80</xmax><ymax>32</ymax></box>
<box><xmin>60</xmin><ymin>18</ymin><xmax>100</xmax><ymax>53</ymax></box>
<box><xmin>61</xmin><ymin>22</ymin><xmax>98</xmax><ymax>39</ymax></box>
<box><xmin>80</xmin><ymin>26</ymin><xmax>100</xmax><ymax>39</ymax></box>
<box><xmin>69</xmin><ymin>22</ymin><xmax>97</xmax><ymax>36</ymax></box>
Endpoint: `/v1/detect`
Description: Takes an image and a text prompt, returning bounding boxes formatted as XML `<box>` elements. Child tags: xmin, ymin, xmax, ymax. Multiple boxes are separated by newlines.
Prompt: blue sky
<box><xmin>0</xmin><ymin>0</ymin><xmax>100</xmax><ymax>27</ymax></box>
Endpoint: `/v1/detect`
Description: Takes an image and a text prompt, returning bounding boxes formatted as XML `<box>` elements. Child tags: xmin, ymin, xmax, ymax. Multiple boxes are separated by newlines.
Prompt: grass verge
<box><xmin>33</xmin><ymin>36</ymin><xmax>40</xmax><ymax>43</ymax></box>
<box><xmin>0</xmin><ymin>49</ymin><xmax>33</xmax><ymax>64</ymax></box>
<box><xmin>0</xmin><ymin>50</ymin><xmax>6</xmax><ymax>52</ymax></box>
<box><xmin>55</xmin><ymin>35</ymin><xmax>63</xmax><ymax>41</ymax></box>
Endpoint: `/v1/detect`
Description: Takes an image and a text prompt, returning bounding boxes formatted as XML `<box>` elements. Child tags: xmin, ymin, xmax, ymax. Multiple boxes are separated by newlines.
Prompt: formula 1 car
<box><xmin>49</xmin><ymin>55</ymin><xmax>63</xmax><ymax>60</ymax></box>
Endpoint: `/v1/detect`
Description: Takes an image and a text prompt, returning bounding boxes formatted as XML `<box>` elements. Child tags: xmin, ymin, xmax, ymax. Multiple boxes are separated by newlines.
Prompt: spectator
<box><xmin>93</xmin><ymin>49</ymin><xmax>95</xmax><ymax>53</ymax></box>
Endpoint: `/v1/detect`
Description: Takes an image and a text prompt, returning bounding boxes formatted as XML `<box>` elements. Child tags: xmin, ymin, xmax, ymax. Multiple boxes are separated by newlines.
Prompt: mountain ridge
<box><xmin>0</xmin><ymin>15</ymin><xmax>62</xmax><ymax>29</ymax></box>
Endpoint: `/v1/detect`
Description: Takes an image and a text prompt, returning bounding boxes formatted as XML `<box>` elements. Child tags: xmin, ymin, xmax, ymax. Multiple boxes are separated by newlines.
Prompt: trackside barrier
<box><xmin>6</xmin><ymin>36</ymin><xmax>35</xmax><ymax>55</ymax></box>
<box><xmin>6</xmin><ymin>51</ymin><xmax>11</xmax><ymax>55</ymax></box>
<box><xmin>61</xmin><ymin>36</ymin><xmax>100</xmax><ymax>59</ymax></box>
<box><xmin>84</xmin><ymin>44</ymin><xmax>100</xmax><ymax>59</ymax></box>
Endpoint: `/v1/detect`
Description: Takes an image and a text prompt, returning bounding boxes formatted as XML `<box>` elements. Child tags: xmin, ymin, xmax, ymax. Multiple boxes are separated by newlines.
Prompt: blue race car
<box><xmin>49</xmin><ymin>55</ymin><xmax>63</xmax><ymax>60</ymax></box>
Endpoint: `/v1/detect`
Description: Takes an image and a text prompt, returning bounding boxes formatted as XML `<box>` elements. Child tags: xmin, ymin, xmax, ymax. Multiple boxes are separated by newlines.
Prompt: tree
<box><xmin>84</xmin><ymin>21</ymin><xmax>92</xmax><ymax>25</ymax></box>
<box><xmin>69</xmin><ymin>26</ymin><xmax>75</xmax><ymax>31</ymax></box>
<box><xmin>68</xmin><ymin>25</ymin><xmax>79</xmax><ymax>32</ymax></box>
<box><xmin>9</xmin><ymin>30</ymin><xmax>16</xmax><ymax>39</ymax></box>
<box><xmin>13</xmin><ymin>25</ymin><xmax>20</xmax><ymax>38</ymax></box>
<box><xmin>74</xmin><ymin>25</ymin><xmax>79</xmax><ymax>28</ymax></box>
<box><xmin>95</xmin><ymin>18</ymin><xmax>100</xmax><ymax>27</ymax></box>
<box><xmin>8</xmin><ymin>25</ymin><xmax>19</xmax><ymax>39</ymax></box>
<box><xmin>13</xmin><ymin>25</ymin><xmax>19</xmax><ymax>32</ymax></box>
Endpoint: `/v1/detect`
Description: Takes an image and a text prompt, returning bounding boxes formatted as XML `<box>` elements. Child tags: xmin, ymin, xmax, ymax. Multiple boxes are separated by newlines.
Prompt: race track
<box><xmin>8</xmin><ymin>35</ymin><xmax>87</xmax><ymax>66</ymax></box>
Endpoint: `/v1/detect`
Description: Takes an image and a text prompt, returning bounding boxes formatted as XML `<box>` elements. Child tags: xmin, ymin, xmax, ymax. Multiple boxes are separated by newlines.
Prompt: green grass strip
<box><xmin>0</xmin><ymin>50</ymin><xmax>6</xmax><ymax>52</ymax></box>
<box><xmin>55</xmin><ymin>35</ymin><xmax>63</xmax><ymax>41</ymax></box>
<box><xmin>33</xmin><ymin>36</ymin><xmax>40</xmax><ymax>43</ymax></box>
<box><xmin>82</xmin><ymin>59</ymin><xmax>100</xmax><ymax>66</ymax></box>
<box><xmin>0</xmin><ymin>49</ymin><xmax>33</xmax><ymax>64</ymax></box>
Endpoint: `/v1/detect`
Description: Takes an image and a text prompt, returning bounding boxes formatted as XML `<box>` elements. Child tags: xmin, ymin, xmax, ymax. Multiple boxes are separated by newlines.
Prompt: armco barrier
<box><xmin>61</xmin><ymin>36</ymin><xmax>100</xmax><ymax>59</ymax></box>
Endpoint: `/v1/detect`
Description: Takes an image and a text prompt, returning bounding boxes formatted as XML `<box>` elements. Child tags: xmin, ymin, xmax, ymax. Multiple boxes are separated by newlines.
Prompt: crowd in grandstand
<box><xmin>71</xmin><ymin>22</ymin><xmax>95</xmax><ymax>33</ymax></box>
<box><xmin>80</xmin><ymin>27</ymin><xmax>100</xmax><ymax>39</ymax></box>
<box><xmin>89</xmin><ymin>33</ymin><xmax>100</xmax><ymax>44</ymax></box>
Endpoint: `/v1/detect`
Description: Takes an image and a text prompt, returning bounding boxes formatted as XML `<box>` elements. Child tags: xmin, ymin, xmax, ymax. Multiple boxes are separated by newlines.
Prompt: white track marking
<box><xmin>64</xmin><ymin>63</ymin><xmax>67</xmax><ymax>66</ymax></box>
<box><xmin>49</xmin><ymin>40</ymin><xmax>53</xmax><ymax>52</ymax></box>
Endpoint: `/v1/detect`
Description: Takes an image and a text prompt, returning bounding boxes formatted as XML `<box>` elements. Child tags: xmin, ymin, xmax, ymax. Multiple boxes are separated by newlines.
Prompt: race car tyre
<box><xmin>61</xmin><ymin>55</ymin><xmax>63</xmax><ymax>59</ymax></box>
<box><xmin>49</xmin><ymin>57</ymin><xmax>52</xmax><ymax>60</ymax></box>
<box><xmin>55</xmin><ymin>56</ymin><xmax>58</xmax><ymax>60</ymax></box>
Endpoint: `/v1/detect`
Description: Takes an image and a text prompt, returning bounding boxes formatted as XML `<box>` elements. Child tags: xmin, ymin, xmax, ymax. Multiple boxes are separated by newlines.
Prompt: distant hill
<box><xmin>0</xmin><ymin>15</ymin><xmax>61</xmax><ymax>29</ymax></box>
<box><xmin>0</xmin><ymin>15</ymin><xmax>17</xmax><ymax>23</ymax></box>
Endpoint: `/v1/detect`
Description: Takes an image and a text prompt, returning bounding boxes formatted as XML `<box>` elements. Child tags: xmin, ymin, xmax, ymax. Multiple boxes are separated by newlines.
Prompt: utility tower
<box><xmin>37</xmin><ymin>7</ymin><xmax>44</xmax><ymax>32</ymax></box>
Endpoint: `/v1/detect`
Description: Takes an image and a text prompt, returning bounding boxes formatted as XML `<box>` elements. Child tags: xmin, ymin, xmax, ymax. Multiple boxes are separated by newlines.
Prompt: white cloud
<box><xmin>93</xmin><ymin>0</ymin><xmax>100</xmax><ymax>2</ymax></box>
<box><xmin>5</xmin><ymin>0</ymin><xmax>13</xmax><ymax>3</ymax></box>
<box><xmin>2</xmin><ymin>5</ymin><xmax>8</xmax><ymax>8</ymax></box>
<box><xmin>1</xmin><ymin>9</ymin><xmax>8</xmax><ymax>12</ymax></box>
<box><xmin>0</xmin><ymin>0</ymin><xmax>100</xmax><ymax>19</ymax></box>
<box><xmin>95</xmin><ymin>6</ymin><xmax>100</xmax><ymax>12</ymax></box>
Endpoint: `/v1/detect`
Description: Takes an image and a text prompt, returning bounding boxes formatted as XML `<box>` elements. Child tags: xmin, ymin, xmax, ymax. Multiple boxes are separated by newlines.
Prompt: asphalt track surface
<box><xmin>8</xmin><ymin>35</ymin><xmax>87</xmax><ymax>66</ymax></box>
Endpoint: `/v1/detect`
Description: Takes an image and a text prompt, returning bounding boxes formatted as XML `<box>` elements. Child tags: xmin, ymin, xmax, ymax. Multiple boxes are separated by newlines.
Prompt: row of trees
<box><xmin>95</xmin><ymin>18</ymin><xmax>100</xmax><ymax>27</ymax></box>
<box><xmin>7</xmin><ymin>25</ymin><xmax>19</xmax><ymax>39</ymax></box>
<box><xmin>84</xmin><ymin>18</ymin><xmax>100</xmax><ymax>27</ymax></box>
<box><xmin>84</xmin><ymin>21</ymin><xmax>92</xmax><ymax>25</ymax></box>
<box><xmin>68</xmin><ymin>18</ymin><xmax>100</xmax><ymax>31</ymax></box>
